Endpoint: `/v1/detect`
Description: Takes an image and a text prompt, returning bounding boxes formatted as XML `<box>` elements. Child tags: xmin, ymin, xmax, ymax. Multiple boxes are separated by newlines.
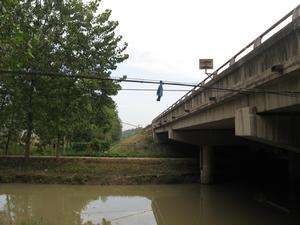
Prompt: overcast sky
<box><xmin>99</xmin><ymin>0</ymin><xmax>300</xmax><ymax>130</ymax></box>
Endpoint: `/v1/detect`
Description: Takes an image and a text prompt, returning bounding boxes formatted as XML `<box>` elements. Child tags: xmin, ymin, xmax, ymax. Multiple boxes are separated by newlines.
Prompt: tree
<box><xmin>0</xmin><ymin>0</ymin><xmax>128</xmax><ymax>157</ymax></box>
<box><xmin>110</xmin><ymin>113</ymin><xmax>122</xmax><ymax>143</ymax></box>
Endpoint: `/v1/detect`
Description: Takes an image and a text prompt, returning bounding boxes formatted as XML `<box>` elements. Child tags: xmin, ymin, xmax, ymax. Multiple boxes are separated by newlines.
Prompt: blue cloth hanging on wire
<box><xmin>156</xmin><ymin>81</ymin><xmax>163</xmax><ymax>101</ymax></box>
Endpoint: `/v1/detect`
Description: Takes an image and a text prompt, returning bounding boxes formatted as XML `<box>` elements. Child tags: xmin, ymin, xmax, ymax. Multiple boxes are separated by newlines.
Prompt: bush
<box><xmin>32</xmin><ymin>146</ymin><xmax>53</xmax><ymax>156</ymax></box>
<box><xmin>90</xmin><ymin>139</ymin><xmax>110</xmax><ymax>152</ymax></box>
<box><xmin>63</xmin><ymin>140</ymin><xmax>111</xmax><ymax>157</ymax></box>
<box><xmin>70</xmin><ymin>142</ymin><xmax>87</xmax><ymax>152</ymax></box>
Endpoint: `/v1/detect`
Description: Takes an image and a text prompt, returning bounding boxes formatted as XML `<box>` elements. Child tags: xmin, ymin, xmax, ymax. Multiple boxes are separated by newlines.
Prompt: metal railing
<box><xmin>153</xmin><ymin>5</ymin><xmax>299</xmax><ymax>124</ymax></box>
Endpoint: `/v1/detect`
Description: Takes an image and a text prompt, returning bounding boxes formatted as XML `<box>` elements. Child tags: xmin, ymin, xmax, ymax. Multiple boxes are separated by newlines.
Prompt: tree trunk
<box><xmin>55</xmin><ymin>135</ymin><xmax>61</xmax><ymax>159</ymax></box>
<box><xmin>24</xmin><ymin>111</ymin><xmax>33</xmax><ymax>158</ymax></box>
<box><xmin>25</xmin><ymin>82</ymin><xmax>34</xmax><ymax>158</ymax></box>
<box><xmin>62</xmin><ymin>136</ymin><xmax>66</xmax><ymax>155</ymax></box>
<box><xmin>5</xmin><ymin>129</ymin><xmax>11</xmax><ymax>155</ymax></box>
<box><xmin>5</xmin><ymin>107</ymin><xmax>15</xmax><ymax>155</ymax></box>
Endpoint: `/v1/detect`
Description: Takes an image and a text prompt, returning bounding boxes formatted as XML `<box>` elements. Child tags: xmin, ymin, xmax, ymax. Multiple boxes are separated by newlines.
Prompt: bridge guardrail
<box><xmin>152</xmin><ymin>5</ymin><xmax>299</xmax><ymax>126</ymax></box>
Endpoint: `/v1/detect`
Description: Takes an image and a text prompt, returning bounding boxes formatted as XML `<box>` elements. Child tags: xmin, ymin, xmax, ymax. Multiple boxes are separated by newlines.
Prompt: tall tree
<box><xmin>0</xmin><ymin>0</ymin><xmax>128</xmax><ymax>157</ymax></box>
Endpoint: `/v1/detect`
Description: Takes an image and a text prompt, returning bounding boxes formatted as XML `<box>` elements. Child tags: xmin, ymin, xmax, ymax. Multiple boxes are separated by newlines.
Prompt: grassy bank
<box><xmin>1</xmin><ymin>128</ymin><xmax>198</xmax><ymax>158</ymax></box>
<box><xmin>0</xmin><ymin>128</ymin><xmax>200</xmax><ymax>185</ymax></box>
<box><xmin>108</xmin><ymin>128</ymin><xmax>198</xmax><ymax>158</ymax></box>
<box><xmin>0</xmin><ymin>156</ymin><xmax>199</xmax><ymax>185</ymax></box>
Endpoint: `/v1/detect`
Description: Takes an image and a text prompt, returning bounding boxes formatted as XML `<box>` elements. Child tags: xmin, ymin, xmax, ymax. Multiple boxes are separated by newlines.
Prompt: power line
<box><xmin>0</xmin><ymin>87</ymin><xmax>190</xmax><ymax>94</ymax></box>
<box><xmin>112</xmin><ymin>76</ymin><xmax>197</xmax><ymax>86</ymax></box>
<box><xmin>119</xmin><ymin>88</ymin><xmax>189</xmax><ymax>92</ymax></box>
<box><xmin>0</xmin><ymin>69</ymin><xmax>300</xmax><ymax>97</ymax></box>
<box><xmin>195</xmin><ymin>85</ymin><xmax>300</xmax><ymax>97</ymax></box>
<box><xmin>121</xmin><ymin>121</ymin><xmax>140</xmax><ymax>128</ymax></box>
<box><xmin>0</xmin><ymin>70</ymin><xmax>197</xmax><ymax>87</ymax></box>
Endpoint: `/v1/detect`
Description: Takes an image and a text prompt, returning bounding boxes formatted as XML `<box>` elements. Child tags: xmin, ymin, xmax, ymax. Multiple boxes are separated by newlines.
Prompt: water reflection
<box><xmin>0</xmin><ymin>195</ymin><xmax>5</xmax><ymax>211</ymax></box>
<box><xmin>81</xmin><ymin>197</ymin><xmax>155</xmax><ymax>225</ymax></box>
<box><xmin>0</xmin><ymin>184</ymin><xmax>297</xmax><ymax>225</ymax></box>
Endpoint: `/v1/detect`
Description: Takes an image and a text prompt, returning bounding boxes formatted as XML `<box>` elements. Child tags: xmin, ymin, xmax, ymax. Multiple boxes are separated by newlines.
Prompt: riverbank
<box><xmin>0</xmin><ymin>156</ymin><xmax>199</xmax><ymax>185</ymax></box>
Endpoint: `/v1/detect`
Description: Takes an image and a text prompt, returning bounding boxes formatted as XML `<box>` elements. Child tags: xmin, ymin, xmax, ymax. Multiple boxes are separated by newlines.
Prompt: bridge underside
<box><xmin>153</xmin><ymin>65</ymin><xmax>300</xmax><ymax>183</ymax></box>
<box><xmin>154</xmin><ymin>127</ymin><xmax>300</xmax><ymax>185</ymax></box>
<box><xmin>156</xmin><ymin>103</ymin><xmax>300</xmax><ymax>183</ymax></box>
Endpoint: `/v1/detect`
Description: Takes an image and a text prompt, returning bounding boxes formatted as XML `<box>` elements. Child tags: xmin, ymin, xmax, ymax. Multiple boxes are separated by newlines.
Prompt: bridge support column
<box><xmin>200</xmin><ymin>145</ymin><xmax>214</xmax><ymax>184</ymax></box>
<box><xmin>289</xmin><ymin>152</ymin><xmax>300</xmax><ymax>183</ymax></box>
<box><xmin>288</xmin><ymin>151</ymin><xmax>300</xmax><ymax>221</ymax></box>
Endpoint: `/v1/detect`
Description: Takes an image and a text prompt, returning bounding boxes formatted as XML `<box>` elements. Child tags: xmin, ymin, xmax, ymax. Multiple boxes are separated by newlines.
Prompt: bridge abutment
<box><xmin>153</xmin><ymin>131</ymin><xmax>169</xmax><ymax>144</ymax></box>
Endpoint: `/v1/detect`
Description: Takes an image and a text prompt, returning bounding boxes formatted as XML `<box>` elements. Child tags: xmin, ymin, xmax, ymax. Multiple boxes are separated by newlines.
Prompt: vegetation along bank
<box><xmin>0</xmin><ymin>156</ymin><xmax>199</xmax><ymax>185</ymax></box>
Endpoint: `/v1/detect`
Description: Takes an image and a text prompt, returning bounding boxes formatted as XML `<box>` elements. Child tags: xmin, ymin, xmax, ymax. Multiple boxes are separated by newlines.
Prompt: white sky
<box><xmin>99</xmin><ymin>0</ymin><xmax>300</xmax><ymax>130</ymax></box>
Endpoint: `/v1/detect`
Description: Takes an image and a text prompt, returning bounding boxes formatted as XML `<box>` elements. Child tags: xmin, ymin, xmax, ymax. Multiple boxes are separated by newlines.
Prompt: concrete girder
<box><xmin>235</xmin><ymin>106</ymin><xmax>300</xmax><ymax>152</ymax></box>
<box><xmin>168</xmin><ymin>129</ymin><xmax>247</xmax><ymax>146</ymax></box>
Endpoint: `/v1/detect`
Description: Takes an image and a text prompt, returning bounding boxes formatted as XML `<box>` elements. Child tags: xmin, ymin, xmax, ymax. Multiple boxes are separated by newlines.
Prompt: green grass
<box><xmin>0</xmin><ymin>145</ymin><xmax>55</xmax><ymax>156</ymax></box>
<box><xmin>107</xmin><ymin>129</ymin><xmax>186</xmax><ymax>158</ymax></box>
<box><xmin>0</xmin><ymin>220</ymin><xmax>47</xmax><ymax>225</ymax></box>
<box><xmin>21</xmin><ymin>222</ymin><xmax>46</xmax><ymax>225</ymax></box>
<box><xmin>1</xmin><ymin>128</ymin><xmax>195</xmax><ymax>158</ymax></box>
<box><xmin>0</xmin><ymin>154</ymin><xmax>199</xmax><ymax>185</ymax></box>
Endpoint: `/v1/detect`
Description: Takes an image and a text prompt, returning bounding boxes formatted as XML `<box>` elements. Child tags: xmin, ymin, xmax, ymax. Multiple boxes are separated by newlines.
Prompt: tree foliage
<box><xmin>0</xmin><ymin>0</ymin><xmax>127</xmax><ymax>157</ymax></box>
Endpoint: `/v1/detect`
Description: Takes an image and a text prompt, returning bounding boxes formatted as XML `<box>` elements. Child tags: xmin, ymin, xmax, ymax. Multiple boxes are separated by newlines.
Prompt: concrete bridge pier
<box><xmin>166</xmin><ymin>129</ymin><xmax>247</xmax><ymax>184</ymax></box>
<box><xmin>288</xmin><ymin>152</ymin><xmax>300</xmax><ymax>221</ymax></box>
<box><xmin>200</xmin><ymin>145</ymin><xmax>214</xmax><ymax>184</ymax></box>
<box><xmin>289</xmin><ymin>152</ymin><xmax>300</xmax><ymax>183</ymax></box>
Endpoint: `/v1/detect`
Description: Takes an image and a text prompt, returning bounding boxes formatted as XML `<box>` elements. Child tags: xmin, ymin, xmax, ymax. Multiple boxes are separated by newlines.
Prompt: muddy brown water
<box><xmin>0</xmin><ymin>183</ymin><xmax>297</xmax><ymax>225</ymax></box>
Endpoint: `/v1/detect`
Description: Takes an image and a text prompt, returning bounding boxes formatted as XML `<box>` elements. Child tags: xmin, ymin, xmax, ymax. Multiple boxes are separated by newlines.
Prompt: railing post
<box><xmin>254</xmin><ymin>37</ymin><xmax>262</xmax><ymax>48</ymax></box>
<box><xmin>293</xmin><ymin>5</ymin><xmax>300</xmax><ymax>20</ymax></box>
<box><xmin>229</xmin><ymin>57</ymin><xmax>235</xmax><ymax>66</ymax></box>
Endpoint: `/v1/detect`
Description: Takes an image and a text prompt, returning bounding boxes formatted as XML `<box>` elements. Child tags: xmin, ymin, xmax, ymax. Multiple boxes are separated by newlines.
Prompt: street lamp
<box><xmin>199</xmin><ymin>59</ymin><xmax>213</xmax><ymax>76</ymax></box>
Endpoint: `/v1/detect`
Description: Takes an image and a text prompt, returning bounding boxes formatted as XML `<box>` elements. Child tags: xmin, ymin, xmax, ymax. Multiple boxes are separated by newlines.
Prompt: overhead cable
<box><xmin>0</xmin><ymin>70</ymin><xmax>197</xmax><ymax>87</ymax></box>
<box><xmin>0</xmin><ymin>69</ymin><xmax>300</xmax><ymax>97</ymax></box>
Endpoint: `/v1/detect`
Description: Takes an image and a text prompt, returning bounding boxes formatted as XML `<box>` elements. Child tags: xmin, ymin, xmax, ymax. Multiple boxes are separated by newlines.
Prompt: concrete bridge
<box><xmin>152</xmin><ymin>5</ymin><xmax>300</xmax><ymax>184</ymax></box>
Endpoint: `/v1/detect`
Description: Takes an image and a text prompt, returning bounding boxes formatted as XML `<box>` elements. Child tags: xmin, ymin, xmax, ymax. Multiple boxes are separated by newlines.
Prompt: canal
<box><xmin>0</xmin><ymin>183</ymin><xmax>298</xmax><ymax>225</ymax></box>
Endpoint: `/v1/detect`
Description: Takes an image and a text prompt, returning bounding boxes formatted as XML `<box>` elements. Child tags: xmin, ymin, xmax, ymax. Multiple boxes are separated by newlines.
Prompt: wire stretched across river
<box><xmin>0</xmin><ymin>69</ymin><xmax>300</xmax><ymax>97</ymax></box>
